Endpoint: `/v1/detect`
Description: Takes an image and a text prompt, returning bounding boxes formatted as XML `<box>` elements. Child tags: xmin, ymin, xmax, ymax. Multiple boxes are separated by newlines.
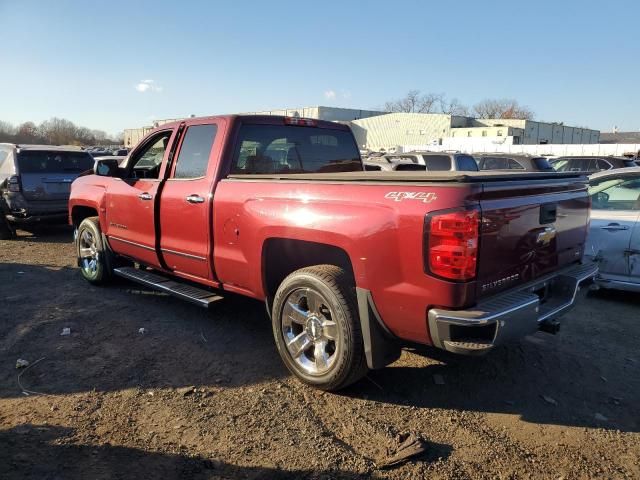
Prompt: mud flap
<box><xmin>356</xmin><ymin>287</ymin><xmax>401</xmax><ymax>369</ymax></box>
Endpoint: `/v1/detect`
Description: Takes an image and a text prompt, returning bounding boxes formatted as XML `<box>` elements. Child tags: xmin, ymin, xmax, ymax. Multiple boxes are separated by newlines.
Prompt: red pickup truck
<box><xmin>69</xmin><ymin>115</ymin><xmax>597</xmax><ymax>390</ymax></box>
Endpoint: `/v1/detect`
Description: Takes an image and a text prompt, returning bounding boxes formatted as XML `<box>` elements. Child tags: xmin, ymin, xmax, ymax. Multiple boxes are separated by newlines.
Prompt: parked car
<box><xmin>93</xmin><ymin>155</ymin><xmax>127</xmax><ymax>167</ymax></box>
<box><xmin>550</xmin><ymin>156</ymin><xmax>636</xmax><ymax>173</ymax></box>
<box><xmin>112</xmin><ymin>148</ymin><xmax>129</xmax><ymax>156</ymax></box>
<box><xmin>585</xmin><ymin>167</ymin><xmax>640</xmax><ymax>292</ymax></box>
<box><xmin>475</xmin><ymin>153</ymin><xmax>555</xmax><ymax>172</ymax></box>
<box><xmin>365</xmin><ymin>152</ymin><xmax>478</xmax><ymax>172</ymax></box>
<box><xmin>69</xmin><ymin>115</ymin><xmax>596</xmax><ymax>390</ymax></box>
<box><xmin>363</xmin><ymin>155</ymin><xmax>424</xmax><ymax>171</ymax></box>
<box><xmin>0</xmin><ymin>144</ymin><xmax>94</xmax><ymax>239</ymax></box>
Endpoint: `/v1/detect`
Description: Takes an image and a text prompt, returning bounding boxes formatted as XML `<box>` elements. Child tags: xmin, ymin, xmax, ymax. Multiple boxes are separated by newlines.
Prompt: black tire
<box><xmin>76</xmin><ymin>216</ymin><xmax>112</xmax><ymax>285</ymax></box>
<box><xmin>0</xmin><ymin>215</ymin><xmax>14</xmax><ymax>240</ymax></box>
<box><xmin>271</xmin><ymin>265</ymin><xmax>368</xmax><ymax>391</ymax></box>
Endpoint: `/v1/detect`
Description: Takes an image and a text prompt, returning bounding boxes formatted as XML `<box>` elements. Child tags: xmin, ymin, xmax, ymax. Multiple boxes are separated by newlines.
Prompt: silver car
<box><xmin>586</xmin><ymin>167</ymin><xmax>640</xmax><ymax>291</ymax></box>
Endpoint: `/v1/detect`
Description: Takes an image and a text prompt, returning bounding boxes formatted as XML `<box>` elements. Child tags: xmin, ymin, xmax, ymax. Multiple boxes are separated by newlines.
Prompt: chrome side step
<box><xmin>113</xmin><ymin>266</ymin><xmax>223</xmax><ymax>308</ymax></box>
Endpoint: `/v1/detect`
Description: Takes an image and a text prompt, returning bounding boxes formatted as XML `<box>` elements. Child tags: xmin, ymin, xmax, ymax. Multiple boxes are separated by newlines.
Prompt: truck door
<box><xmin>586</xmin><ymin>174</ymin><xmax>640</xmax><ymax>277</ymax></box>
<box><xmin>105</xmin><ymin>129</ymin><xmax>175</xmax><ymax>268</ymax></box>
<box><xmin>158</xmin><ymin>121</ymin><xmax>223</xmax><ymax>281</ymax></box>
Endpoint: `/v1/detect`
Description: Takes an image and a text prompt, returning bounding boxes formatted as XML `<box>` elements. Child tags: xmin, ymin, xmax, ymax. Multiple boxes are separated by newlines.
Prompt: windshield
<box><xmin>231</xmin><ymin>125</ymin><xmax>362</xmax><ymax>174</ymax></box>
<box><xmin>423</xmin><ymin>155</ymin><xmax>452</xmax><ymax>171</ymax></box>
<box><xmin>17</xmin><ymin>151</ymin><xmax>94</xmax><ymax>174</ymax></box>
<box><xmin>456</xmin><ymin>155</ymin><xmax>479</xmax><ymax>171</ymax></box>
<box><xmin>532</xmin><ymin>157</ymin><xmax>554</xmax><ymax>171</ymax></box>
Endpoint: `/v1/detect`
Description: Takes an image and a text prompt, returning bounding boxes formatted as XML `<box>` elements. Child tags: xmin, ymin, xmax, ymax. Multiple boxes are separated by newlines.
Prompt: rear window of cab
<box><xmin>230</xmin><ymin>125</ymin><xmax>362</xmax><ymax>174</ymax></box>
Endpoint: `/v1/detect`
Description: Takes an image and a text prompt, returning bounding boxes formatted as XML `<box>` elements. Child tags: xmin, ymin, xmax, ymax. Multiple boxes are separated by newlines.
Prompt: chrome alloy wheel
<box><xmin>78</xmin><ymin>229</ymin><xmax>99</xmax><ymax>276</ymax></box>
<box><xmin>281</xmin><ymin>288</ymin><xmax>339</xmax><ymax>375</ymax></box>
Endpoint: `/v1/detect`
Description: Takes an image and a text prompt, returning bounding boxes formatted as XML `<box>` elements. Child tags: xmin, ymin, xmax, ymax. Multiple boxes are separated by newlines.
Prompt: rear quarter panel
<box><xmin>213</xmin><ymin>179</ymin><xmax>478</xmax><ymax>343</ymax></box>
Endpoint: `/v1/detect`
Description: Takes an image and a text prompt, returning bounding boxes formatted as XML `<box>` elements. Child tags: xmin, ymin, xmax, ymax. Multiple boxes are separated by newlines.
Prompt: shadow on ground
<box><xmin>1</xmin><ymin>262</ymin><xmax>638</xmax><ymax>433</ymax></box>
<box><xmin>0</xmin><ymin>424</ymin><xmax>387</xmax><ymax>480</ymax></box>
<box><xmin>14</xmin><ymin>224</ymin><xmax>74</xmax><ymax>244</ymax></box>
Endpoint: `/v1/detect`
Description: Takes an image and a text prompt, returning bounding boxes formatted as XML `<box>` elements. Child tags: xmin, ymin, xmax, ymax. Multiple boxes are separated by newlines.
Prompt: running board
<box><xmin>113</xmin><ymin>266</ymin><xmax>223</xmax><ymax>308</ymax></box>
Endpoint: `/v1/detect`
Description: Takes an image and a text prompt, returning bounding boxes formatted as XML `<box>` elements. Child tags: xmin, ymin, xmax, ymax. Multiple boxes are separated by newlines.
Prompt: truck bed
<box><xmin>227</xmin><ymin>170</ymin><xmax>586</xmax><ymax>183</ymax></box>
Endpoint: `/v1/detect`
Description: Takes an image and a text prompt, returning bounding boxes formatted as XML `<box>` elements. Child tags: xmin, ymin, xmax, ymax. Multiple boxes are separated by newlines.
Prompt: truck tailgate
<box><xmin>476</xmin><ymin>177</ymin><xmax>590</xmax><ymax>298</ymax></box>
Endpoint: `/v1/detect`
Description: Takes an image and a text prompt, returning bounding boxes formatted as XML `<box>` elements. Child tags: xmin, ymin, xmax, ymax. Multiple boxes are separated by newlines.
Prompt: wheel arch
<box><xmin>262</xmin><ymin>238</ymin><xmax>355</xmax><ymax>312</ymax></box>
<box><xmin>71</xmin><ymin>205</ymin><xmax>99</xmax><ymax>228</ymax></box>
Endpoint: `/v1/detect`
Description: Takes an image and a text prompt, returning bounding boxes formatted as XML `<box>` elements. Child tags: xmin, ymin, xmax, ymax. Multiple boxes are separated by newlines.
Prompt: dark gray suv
<box><xmin>0</xmin><ymin>144</ymin><xmax>94</xmax><ymax>238</ymax></box>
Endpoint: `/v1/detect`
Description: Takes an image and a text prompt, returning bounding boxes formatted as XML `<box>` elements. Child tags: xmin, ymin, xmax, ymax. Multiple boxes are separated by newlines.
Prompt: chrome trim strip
<box><xmin>108</xmin><ymin>235</ymin><xmax>156</xmax><ymax>252</ymax></box>
<box><xmin>432</xmin><ymin>297</ymin><xmax>539</xmax><ymax>326</ymax></box>
<box><xmin>161</xmin><ymin>248</ymin><xmax>207</xmax><ymax>262</ymax></box>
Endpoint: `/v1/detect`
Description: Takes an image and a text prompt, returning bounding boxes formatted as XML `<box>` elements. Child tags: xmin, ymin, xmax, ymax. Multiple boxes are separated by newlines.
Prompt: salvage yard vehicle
<box><xmin>551</xmin><ymin>156</ymin><xmax>637</xmax><ymax>173</ymax></box>
<box><xmin>364</xmin><ymin>151</ymin><xmax>478</xmax><ymax>173</ymax></box>
<box><xmin>586</xmin><ymin>167</ymin><xmax>640</xmax><ymax>292</ymax></box>
<box><xmin>69</xmin><ymin>115</ymin><xmax>597</xmax><ymax>390</ymax></box>
<box><xmin>475</xmin><ymin>153</ymin><xmax>555</xmax><ymax>172</ymax></box>
<box><xmin>0</xmin><ymin>144</ymin><xmax>94</xmax><ymax>239</ymax></box>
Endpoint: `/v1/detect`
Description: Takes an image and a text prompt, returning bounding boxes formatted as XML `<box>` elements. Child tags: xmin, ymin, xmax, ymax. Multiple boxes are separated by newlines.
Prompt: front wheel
<box><xmin>271</xmin><ymin>265</ymin><xmax>368</xmax><ymax>391</ymax></box>
<box><xmin>76</xmin><ymin>217</ymin><xmax>111</xmax><ymax>285</ymax></box>
<box><xmin>0</xmin><ymin>215</ymin><xmax>14</xmax><ymax>240</ymax></box>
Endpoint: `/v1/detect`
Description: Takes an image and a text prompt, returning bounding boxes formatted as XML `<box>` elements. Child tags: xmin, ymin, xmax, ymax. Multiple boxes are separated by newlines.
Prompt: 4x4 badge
<box><xmin>385</xmin><ymin>192</ymin><xmax>437</xmax><ymax>203</ymax></box>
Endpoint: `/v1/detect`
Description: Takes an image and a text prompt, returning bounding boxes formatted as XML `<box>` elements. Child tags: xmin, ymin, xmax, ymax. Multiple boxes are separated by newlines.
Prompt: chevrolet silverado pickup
<box><xmin>69</xmin><ymin>115</ymin><xmax>597</xmax><ymax>390</ymax></box>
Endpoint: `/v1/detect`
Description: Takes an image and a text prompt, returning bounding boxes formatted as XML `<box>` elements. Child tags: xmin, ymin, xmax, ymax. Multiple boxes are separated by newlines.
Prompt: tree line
<box><xmin>0</xmin><ymin>118</ymin><xmax>122</xmax><ymax>146</ymax></box>
<box><xmin>383</xmin><ymin>91</ymin><xmax>534</xmax><ymax>120</ymax></box>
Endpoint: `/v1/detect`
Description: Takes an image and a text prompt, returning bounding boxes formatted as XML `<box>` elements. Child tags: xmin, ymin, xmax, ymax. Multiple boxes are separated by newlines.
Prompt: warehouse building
<box><xmin>351</xmin><ymin>113</ymin><xmax>599</xmax><ymax>151</ymax></box>
<box><xmin>124</xmin><ymin>107</ymin><xmax>599</xmax><ymax>151</ymax></box>
<box><xmin>350</xmin><ymin>113</ymin><xmax>468</xmax><ymax>150</ymax></box>
<box><xmin>241</xmin><ymin>106</ymin><xmax>385</xmax><ymax>122</ymax></box>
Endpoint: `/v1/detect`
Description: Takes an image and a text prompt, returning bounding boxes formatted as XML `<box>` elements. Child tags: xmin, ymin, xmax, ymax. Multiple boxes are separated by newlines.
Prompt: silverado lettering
<box><xmin>69</xmin><ymin>114</ymin><xmax>597</xmax><ymax>391</ymax></box>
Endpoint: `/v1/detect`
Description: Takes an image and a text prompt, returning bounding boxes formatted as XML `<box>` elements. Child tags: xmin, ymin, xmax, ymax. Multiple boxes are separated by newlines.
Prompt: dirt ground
<box><xmin>0</xmin><ymin>226</ymin><xmax>638</xmax><ymax>479</ymax></box>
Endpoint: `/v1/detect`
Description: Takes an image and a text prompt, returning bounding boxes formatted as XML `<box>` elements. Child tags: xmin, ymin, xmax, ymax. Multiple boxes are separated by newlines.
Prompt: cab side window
<box><xmin>591</xmin><ymin>177</ymin><xmax>640</xmax><ymax>211</ymax></box>
<box><xmin>128</xmin><ymin>131</ymin><xmax>173</xmax><ymax>179</ymax></box>
<box><xmin>173</xmin><ymin>124</ymin><xmax>218</xmax><ymax>179</ymax></box>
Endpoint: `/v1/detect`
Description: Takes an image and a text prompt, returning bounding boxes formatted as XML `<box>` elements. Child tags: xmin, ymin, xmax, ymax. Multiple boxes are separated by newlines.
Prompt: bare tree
<box><xmin>39</xmin><ymin>117</ymin><xmax>78</xmax><ymax>145</ymax></box>
<box><xmin>385</xmin><ymin>90</ymin><xmax>445</xmax><ymax>113</ymax></box>
<box><xmin>439</xmin><ymin>97</ymin><xmax>469</xmax><ymax>116</ymax></box>
<box><xmin>472</xmin><ymin>99</ymin><xmax>534</xmax><ymax>120</ymax></box>
<box><xmin>0</xmin><ymin>121</ymin><xmax>16</xmax><ymax>142</ymax></box>
<box><xmin>1</xmin><ymin>117</ymin><xmax>121</xmax><ymax>145</ymax></box>
<box><xmin>15</xmin><ymin>122</ymin><xmax>42</xmax><ymax>143</ymax></box>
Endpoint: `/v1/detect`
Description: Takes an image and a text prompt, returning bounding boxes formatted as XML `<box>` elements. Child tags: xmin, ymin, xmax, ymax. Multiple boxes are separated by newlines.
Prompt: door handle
<box><xmin>186</xmin><ymin>194</ymin><xmax>205</xmax><ymax>204</ymax></box>
<box><xmin>600</xmin><ymin>223</ymin><xmax>629</xmax><ymax>231</ymax></box>
<box><xmin>138</xmin><ymin>192</ymin><xmax>153</xmax><ymax>201</ymax></box>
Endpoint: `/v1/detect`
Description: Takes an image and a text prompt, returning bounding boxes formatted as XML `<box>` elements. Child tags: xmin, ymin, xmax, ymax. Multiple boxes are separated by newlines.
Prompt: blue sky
<box><xmin>1</xmin><ymin>0</ymin><xmax>638</xmax><ymax>135</ymax></box>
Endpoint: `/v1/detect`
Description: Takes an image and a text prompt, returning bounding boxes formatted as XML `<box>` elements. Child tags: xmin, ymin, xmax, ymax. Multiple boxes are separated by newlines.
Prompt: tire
<box><xmin>76</xmin><ymin>216</ymin><xmax>112</xmax><ymax>285</ymax></box>
<box><xmin>271</xmin><ymin>265</ymin><xmax>368</xmax><ymax>391</ymax></box>
<box><xmin>0</xmin><ymin>215</ymin><xmax>13</xmax><ymax>240</ymax></box>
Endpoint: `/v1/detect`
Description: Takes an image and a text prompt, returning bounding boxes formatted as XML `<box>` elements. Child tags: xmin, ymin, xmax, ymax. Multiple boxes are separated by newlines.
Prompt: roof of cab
<box><xmin>156</xmin><ymin>114</ymin><xmax>350</xmax><ymax>131</ymax></box>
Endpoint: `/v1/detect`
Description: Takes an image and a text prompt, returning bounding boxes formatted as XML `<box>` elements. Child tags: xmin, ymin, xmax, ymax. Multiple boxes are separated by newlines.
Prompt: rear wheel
<box><xmin>272</xmin><ymin>265</ymin><xmax>368</xmax><ymax>391</ymax></box>
<box><xmin>76</xmin><ymin>217</ymin><xmax>111</xmax><ymax>285</ymax></box>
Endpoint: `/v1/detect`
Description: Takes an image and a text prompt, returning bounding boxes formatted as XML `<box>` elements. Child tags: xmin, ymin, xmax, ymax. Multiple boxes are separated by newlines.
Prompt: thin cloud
<box><xmin>324</xmin><ymin>90</ymin><xmax>336</xmax><ymax>100</ymax></box>
<box><xmin>135</xmin><ymin>79</ymin><xmax>163</xmax><ymax>93</ymax></box>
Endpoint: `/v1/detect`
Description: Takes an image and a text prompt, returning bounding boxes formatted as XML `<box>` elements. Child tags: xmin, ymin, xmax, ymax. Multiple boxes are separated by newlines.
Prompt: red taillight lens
<box><xmin>284</xmin><ymin>116</ymin><xmax>317</xmax><ymax>127</ymax></box>
<box><xmin>8</xmin><ymin>175</ymin><xmax>20</xmax><ymax>192</ymax></box>
<box><xmin>425</xmin><ymin>208</ymin><xmax>479</xmax><ymax>281</ymax></box>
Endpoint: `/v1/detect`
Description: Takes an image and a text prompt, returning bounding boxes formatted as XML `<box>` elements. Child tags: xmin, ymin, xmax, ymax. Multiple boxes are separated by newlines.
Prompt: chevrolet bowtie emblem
<box><xmin>536</xmin><ymin>227</ymin><xmax>557</xmax><ymax>246</ymax></box>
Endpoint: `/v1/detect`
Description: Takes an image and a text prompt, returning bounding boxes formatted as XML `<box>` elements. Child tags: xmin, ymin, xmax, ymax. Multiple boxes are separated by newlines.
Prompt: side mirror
<box><xmin>95</xmin><ymin>159</ymin><xmax>120</xmax><ymax>177</ymax></box>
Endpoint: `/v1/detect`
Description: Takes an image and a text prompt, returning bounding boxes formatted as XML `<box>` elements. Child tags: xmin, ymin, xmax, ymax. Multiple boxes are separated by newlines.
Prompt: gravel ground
<box><xmin>1</xmin><ymin>226</ymin><xmax>638</xmax><ymax>479</ymax></box>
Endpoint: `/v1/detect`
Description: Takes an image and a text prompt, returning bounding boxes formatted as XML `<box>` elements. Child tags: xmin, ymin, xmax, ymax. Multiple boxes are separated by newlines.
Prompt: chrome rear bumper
<box><xmin>428</xmin><ymin>262</ymin><xmax>598</xmax><ymax>355</ymax></box>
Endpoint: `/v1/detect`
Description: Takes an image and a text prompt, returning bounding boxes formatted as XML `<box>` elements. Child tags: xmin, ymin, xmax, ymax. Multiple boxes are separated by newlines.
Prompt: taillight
<box><xmin>425</xmin><ymin>208</ymin><xmax>479</xmax><ymax>281</ymax></box>
<box><xmin>284</xmin><ymin>116</ymin><xmax>317</xmax><ymax>127</ymax></box>
<box><xmin>8</xmin><ymin>175</ymin><xmax>20</xmax><ymax>192</ymax></box>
